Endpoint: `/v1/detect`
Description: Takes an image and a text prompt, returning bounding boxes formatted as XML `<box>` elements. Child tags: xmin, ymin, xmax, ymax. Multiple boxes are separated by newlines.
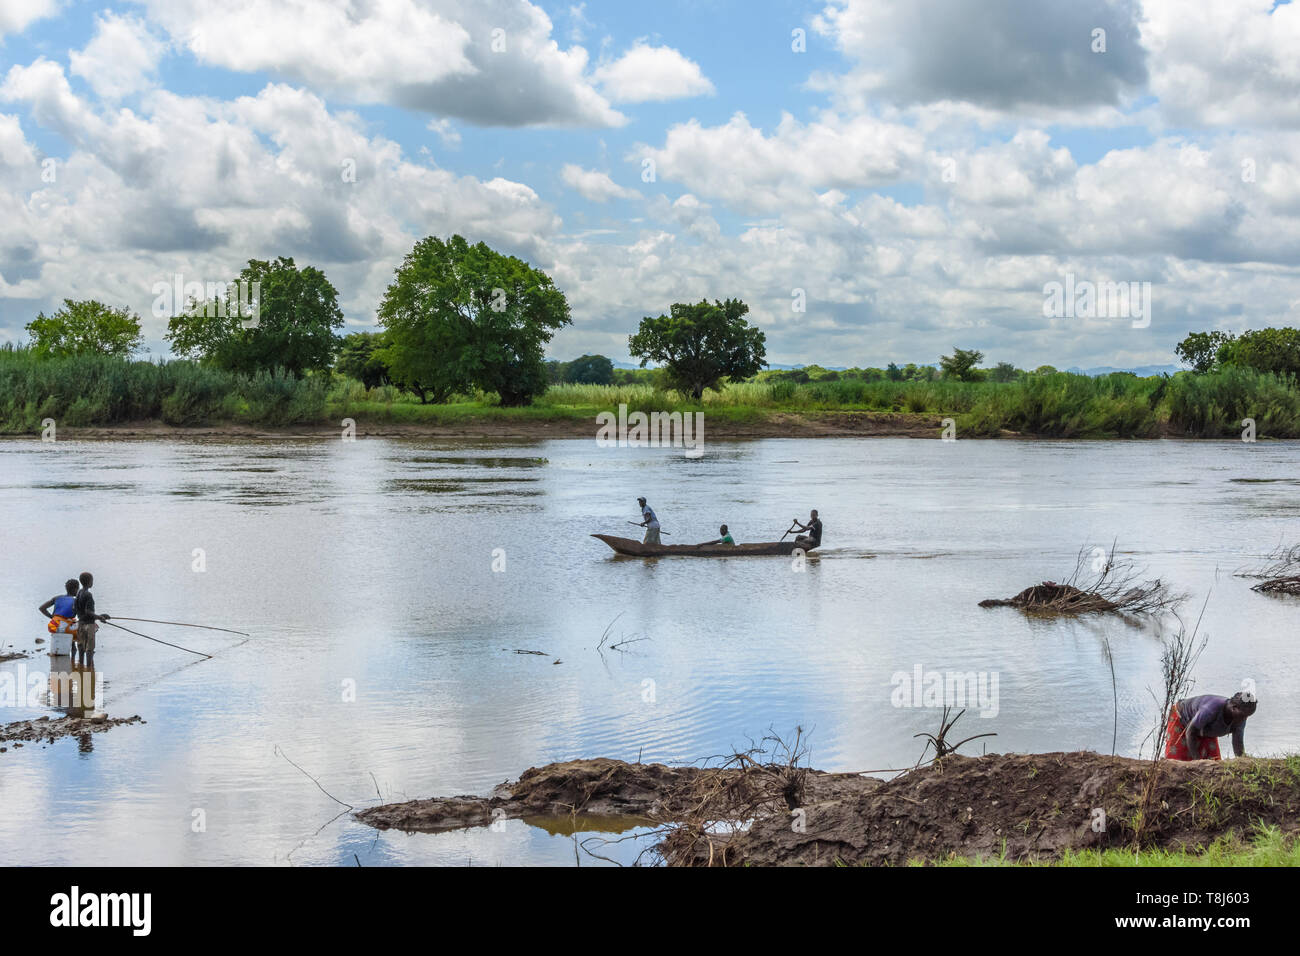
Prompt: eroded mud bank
<box><xmin>356</xmin><ymin>752</ymin><xmax>1300</xmax><ymax>865</ymax></box>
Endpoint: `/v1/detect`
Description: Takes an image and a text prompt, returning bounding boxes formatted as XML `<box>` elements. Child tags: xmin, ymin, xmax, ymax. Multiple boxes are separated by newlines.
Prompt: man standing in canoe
<box><xmin>73</xmin><ymin>571</ymin><xmax>111</xmax><ymax>666</ymax></box>
<box><xmin>1165</xmin><ymin>690</ymin><xmax>1257</xmax><ymax>760</ymax></box>
<box><xmin>636</xmin><ymin>497</ymin><xmax>661</xmax><ymax>546</ymax></box>
<box><xmin>792</xmin><ymin>509</ymin><xmax>822</xmax><ymax>551</ymax></box>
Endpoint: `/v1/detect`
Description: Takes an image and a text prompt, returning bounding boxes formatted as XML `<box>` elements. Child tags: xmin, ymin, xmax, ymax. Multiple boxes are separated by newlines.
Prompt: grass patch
<box><xmin>918</xmin><ymin>824</ymin><xmax>1300</xmax><ymax>867</ymax></box>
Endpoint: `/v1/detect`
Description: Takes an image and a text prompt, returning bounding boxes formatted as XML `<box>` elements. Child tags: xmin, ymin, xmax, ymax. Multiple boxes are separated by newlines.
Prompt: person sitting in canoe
<box><xmin>636</xmin><ymin>497</ymin><xmax>661</xmax><ymax>546</ymax></box>
<box><xmin>73</xmin><ymin>571</ymin><xmax>111</xmax><ymax>666</ymax></box>
<box><xmin>791</xmin><ymin>510</ymin><xmax>822</xmax><ymax>551</ymax></box>
<box><xmin>701</xmin><ymin>524</ymin><xmax>736</xmax><ymax>546</ymax></box>
<box><xmin>39</xmin><ymin>578</ymin><xmax>82</xmax><ymax>636</ymax></box>
<box><xmin>1164</xmin><ymin>690</ymin><xmax>1257</xmax><ymax>760</ymax></box>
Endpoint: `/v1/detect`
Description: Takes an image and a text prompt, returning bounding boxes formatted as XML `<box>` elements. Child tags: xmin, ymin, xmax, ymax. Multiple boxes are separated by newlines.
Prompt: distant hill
<box><xmin>1065</xmin><ymin>365</ymin><xmax>1183</xmax><ymax>377</ymax></box>
<box><xmin>598</xmin><ymin>360</ymin><xmax>1186</xmax><ymax>376</ymax></box>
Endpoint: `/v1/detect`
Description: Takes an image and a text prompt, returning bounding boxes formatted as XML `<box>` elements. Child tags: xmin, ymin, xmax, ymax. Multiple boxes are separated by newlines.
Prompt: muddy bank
<box><xmin>356</xmin><ymin>758</ymin><xmax>881</xmax><ymax>834</ymax></box>
<box><xmin>357</xmin><ymin>752</ymin><xmax>1300</xmax><ymax>865</ymax></box>
<box><xmin>0</xmin><ymin>714</ymin><xmax>145</xmax><ymax>752</ymax></box>
<box><xmin>20</xmin><ymin>411</ymin><xmax>950</xmax><ymax>442</ymax></box>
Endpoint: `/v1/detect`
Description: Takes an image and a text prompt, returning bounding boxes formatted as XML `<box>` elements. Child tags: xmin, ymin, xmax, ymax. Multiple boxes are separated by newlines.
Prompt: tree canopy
<box><xmin>940</xmin><ymin>347</ymin><xmax>985</xmax><ymax>381</ymax></box>
<box><xmin>377</xmin><ymin>235</ymin><xmax>571</xmax><ymax>406</ymax></box>
<box><xmin>628</xmin><ymin>298</ymin><xmax>766</xmax><ymax>399</ymax></box>
<box><xmin>335</xmin><ymin>331</ymin><xmax>392</xmax><ymax>390</ymax></box>
<box><xmin>26</xmin><ymin>299</ymin><xmax>144</xmax><ymax>358</ymax></box>
<box><xmin>165</xmin><ymin>257</ymin><xmax>343</xmax><ymax>376</ymax></box>
<box><xmin>1175</xmin><ymin>331</ymin><xmax>1235</xmax><ymax>373</ymax></box>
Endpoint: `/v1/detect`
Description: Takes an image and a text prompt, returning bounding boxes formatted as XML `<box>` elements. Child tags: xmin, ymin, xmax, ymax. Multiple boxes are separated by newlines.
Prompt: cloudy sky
<box><xmin>1</xmin><ymin>0</ymin><xmax>1298</xmax><ymax>369</ymax></box>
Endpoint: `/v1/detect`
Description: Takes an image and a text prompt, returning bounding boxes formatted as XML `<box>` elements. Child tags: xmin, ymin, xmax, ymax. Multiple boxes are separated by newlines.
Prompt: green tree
<box><xmin>377</xmin><ymin>235</ymin><xmax>571</xmax><ymax>407</ymax></box>
<box><xmin>165</xmin><ymin>257</ymin><xmax>343</xmax><ymax>376</ymax></box>
<box><xmin>335</xmin><ymin>331</ymin><xmax>392</xmax><ymax>389</ymax></box>
<box><xmin>1216</xmin><ymin>328</ymin><xmax>1300</xmax><ymax>378</ymax></box>
<box><xmin>563</xmin><ymin>353</ymin><xmax>615</xmax><ymax>384</ymax></box>
<box><xmin>990</xmin><ymin>361</ymin><xmax>1020</xmax><ymax>383</ymax></box>
<box><xmin>1033</xmin><ymin>365</ymin><xmax>1058</xmax><ymax>375</ymax></box>
<box><xmin>885</xmin><ymin>362</ymin><xmax>903</xmax><ymax>381</ymax></box>
<box><xmin>628</xmin><ymin>298</ymin><xmax>766</xmax><ymax>399</ymax></box>
<box><xmin>940</xmin><ymin>347</ymin><xmax>984</xmax><ymax>381</ymax></box>
<box><xmin>26</xmin><ymin>299</ymin><xmax>144</xmax><ymax>358</ymax></box>
<box><xmin>1175</xmin><ymin>331</ymin><xmax>1235</xmax><ymax>373</ymax></box>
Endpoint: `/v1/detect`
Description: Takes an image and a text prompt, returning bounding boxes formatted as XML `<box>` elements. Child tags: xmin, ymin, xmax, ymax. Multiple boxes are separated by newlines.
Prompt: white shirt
<box><xmin>641</xmin><ymin>504</ymin><xmax>659</xmax><ymax>527</ymax></box>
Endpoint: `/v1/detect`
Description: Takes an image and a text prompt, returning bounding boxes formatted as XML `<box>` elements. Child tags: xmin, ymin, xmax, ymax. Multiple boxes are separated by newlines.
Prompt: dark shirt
<box><xmin>1176</xmin><ymin>695</ymin><xmax>1246</xmax><ymax>757</ymax></box>
<box><xmin>805</xmin><ymin>518</ymin><xmax>822</xmax><ymax>545</ymax></box>
<box><xmin>74</xmin><ymin>588</ymin><xmax>95</xmax><ymax>622</ymax></box>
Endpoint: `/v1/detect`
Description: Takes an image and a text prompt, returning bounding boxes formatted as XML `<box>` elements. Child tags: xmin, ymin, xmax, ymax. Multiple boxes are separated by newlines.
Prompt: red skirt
<box><xmin>1164</xmin><ymin>709</ymin><xmax>1221</xmax><ymax>761</ymax></box>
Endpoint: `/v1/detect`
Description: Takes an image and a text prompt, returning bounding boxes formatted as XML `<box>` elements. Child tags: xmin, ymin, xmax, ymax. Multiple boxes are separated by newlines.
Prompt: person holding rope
<box><xmin>73</xmin><ymin>571</ymin><xmax>111</xmax><ymax>667</ymax></box>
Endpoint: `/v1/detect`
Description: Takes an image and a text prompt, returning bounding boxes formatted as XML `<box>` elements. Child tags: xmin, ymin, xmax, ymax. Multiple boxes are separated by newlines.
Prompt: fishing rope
<box><xmin>102</xmin><ymin>620</ymin><xmax>213</xmax><ymax>659</ymax></box>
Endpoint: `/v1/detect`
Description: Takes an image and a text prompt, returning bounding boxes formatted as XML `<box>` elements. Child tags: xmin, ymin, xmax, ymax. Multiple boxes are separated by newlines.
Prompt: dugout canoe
<box><xmin>591</xmin><ymin>534</ymin><xmax>816</xmax><ymax>557</ymax></box>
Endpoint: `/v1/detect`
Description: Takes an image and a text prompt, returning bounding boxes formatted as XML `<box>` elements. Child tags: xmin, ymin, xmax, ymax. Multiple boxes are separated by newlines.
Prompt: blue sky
<box><xmin>2</xmin><ymin>0</ymin><xmax>1299</xmax><ymax>369</ymax></box>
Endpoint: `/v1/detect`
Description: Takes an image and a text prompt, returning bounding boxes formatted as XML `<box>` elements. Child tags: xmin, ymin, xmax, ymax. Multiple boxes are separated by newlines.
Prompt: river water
<box><xmin>0</xmin><ymin>436</ymin><xmax>1296</xmax><ymax>865</ymax></box>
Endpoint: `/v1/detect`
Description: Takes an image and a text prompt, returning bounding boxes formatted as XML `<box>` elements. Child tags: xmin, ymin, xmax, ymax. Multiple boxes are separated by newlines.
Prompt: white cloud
<box><xmin>0</xmin><ymin>0</ymin><xmax>59</xmax><ymax>39</ymax></box>
<box><xmin>560</xmin><ymin>163</ymin><xmax>639</xmax><ymax>201</ymax></box>
<box><xmin>0</xmin><ymin>61</ymin><xmax>562</xmax><ymax>346</ymax></box>
<box><xmin>637</xmin><ymin>111</ymin><xmax>923</xmax><ymax>212</ymax></box>
<box><xmin>594</xmin><ymin>43</ymin><xmax>713</xmax><ymax>103</ymax></box>
<box><xmin>69</xmin><ymin>13</ymin><xmax>164</xmax><ymax>100</ymax></box>
<box><xmin>1141</xmin><ymin>0</ymin><xmax>1300</xmax><ymax>128</ymax></box>
<box><xmin>129</xmin><ymin>0</ymin><xmax>626</xmax><ymax>127</ymax></box>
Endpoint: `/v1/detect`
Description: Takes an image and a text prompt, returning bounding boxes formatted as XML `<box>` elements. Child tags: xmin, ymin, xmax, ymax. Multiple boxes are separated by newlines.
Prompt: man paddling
<box><xmin>1165</xmin><ymin>690</ymin><xmax>1257</xmax><ymax>760</ymax></box>
<box><xmin>73</xmin><ymin>571</ymin><xmax>111</xmax><ymax>666</ymax></box>
<box><xmin>636</xmin><ymin>497</ymin><xmax>661</xmax><ymax>546</ymax></box>
<box><xmin>791</xmin><ymin>509</ymin><xmax>822</xmax><ymax>551</ymax></box>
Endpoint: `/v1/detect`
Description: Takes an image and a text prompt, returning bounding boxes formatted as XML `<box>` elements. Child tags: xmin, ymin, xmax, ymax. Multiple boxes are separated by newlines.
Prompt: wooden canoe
<box><xmin>591</xmin><ymin>534</ymin><xmax>816</xmax><ymax>557</ymax></box>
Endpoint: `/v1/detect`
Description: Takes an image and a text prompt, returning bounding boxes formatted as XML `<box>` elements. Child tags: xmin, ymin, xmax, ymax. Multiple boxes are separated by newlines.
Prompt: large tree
<box><xmin>26</xmin><ymin>299</ymin><xmax>144</xmax><ymax>358</ymax></box>
<box><xmin>377</xmin><ymin>235</ymin><xmax>571</xmax><ymax>406</ymax></box>
<box><xmin>165</xmin><ymin>257</ymin><xmax>343</xmax><ymax>376</ymax></box>
<box><xmin>1175</xmin><ymin>331</ymin><xmax>1235</xmax><ymax>373</ymax></box>
<box><xmin>628</xmin><ymin>298</ymin><xmax>766</xmax><ymax>399</ymax></box>
<box><xmin>1216</xmin><ymin>328</ymin><xmax>1300</xmax><ymax>379</ymax></box>
<box><xmin>563</xmin><ymin>353</ymin><xmax>615</xmax><ymax>384</ymax></box>
<box><xmin>939</xmin><ymin>347</ymin><xmax>984</xmax><ymax>381</ymax></box>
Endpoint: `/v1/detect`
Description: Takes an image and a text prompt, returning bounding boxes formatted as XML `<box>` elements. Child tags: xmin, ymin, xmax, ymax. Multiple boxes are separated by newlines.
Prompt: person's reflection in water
<box><xmin>48</xmin><ymin>662</ymin><xmax>100</xmax><ymax>719</ymax></box>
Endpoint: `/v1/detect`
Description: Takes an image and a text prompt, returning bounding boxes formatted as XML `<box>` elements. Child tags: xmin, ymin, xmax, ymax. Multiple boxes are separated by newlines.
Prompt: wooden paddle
<box><xmin>627</xmin><ymin>521</ymin><xmax>671</xmax><ymax>536</ymax></box>
<box><xmin>779</xmin><ymin>522</ymin><xmax>799</xmax><ymax>542</ymax></box>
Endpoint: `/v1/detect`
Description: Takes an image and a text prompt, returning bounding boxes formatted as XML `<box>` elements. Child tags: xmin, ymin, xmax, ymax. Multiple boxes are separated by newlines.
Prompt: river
<box><xmin>0</xmin><ymin>436</ymin><xmax>1296</xmax><ymax>865</ymax></box>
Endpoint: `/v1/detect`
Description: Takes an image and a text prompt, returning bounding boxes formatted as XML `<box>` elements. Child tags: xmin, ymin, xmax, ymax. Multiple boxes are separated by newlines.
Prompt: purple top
<box><xmin>1176</xmin><ymin>695</ymin><xmax>1246</xmax><ymax>757</ymax></box>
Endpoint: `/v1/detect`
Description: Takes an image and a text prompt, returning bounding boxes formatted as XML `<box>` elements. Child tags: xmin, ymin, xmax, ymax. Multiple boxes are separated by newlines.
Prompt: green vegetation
<box><xmin>9</xmin><ymin>343</ymin><xmax>1300</xmax><ymax>439</ymax></box>
<box><xmin>378</xmin><ymin>234</ymin><xmax>570</xmax><ymax>406</ymax></box>
<box><xmin>26</xmin><ymin>299</ymin><xmax>145</xmax><ymax>359</ymax></box>
<box><xmin>0</xmin><ymin>347</ymin><xmax>327</xmax><ymax>429</ymax></box>
<box><xmin>166</xmin><ymin>257</ymin><xmax>344</xmax><ymax>377</ymax></box>
<box><xmin>1176</xmin><ymin>327</ymin><xmax>1300</xmax><ymax>379</ymax></box>
<box><xmin>628</xmin><ymin>298</ymin><xmax>766</xmax><ymax>399</ymax></box>
<box><xmin>917</xmin><ymin>824</ymin><xmax>1300</xmax><ymax>867</ymax></box>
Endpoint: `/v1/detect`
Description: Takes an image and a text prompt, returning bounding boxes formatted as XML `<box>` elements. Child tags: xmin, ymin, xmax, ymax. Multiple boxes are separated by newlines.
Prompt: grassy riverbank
<box><xmin>924</xmin><ymin>825</ymin><xmax>1300</xmax><ymax>866</ymax></box>
<box><xmin>5</xmin><ymin>350</ymin><xmax>1300</xmax><ymax>438</ymax></box>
